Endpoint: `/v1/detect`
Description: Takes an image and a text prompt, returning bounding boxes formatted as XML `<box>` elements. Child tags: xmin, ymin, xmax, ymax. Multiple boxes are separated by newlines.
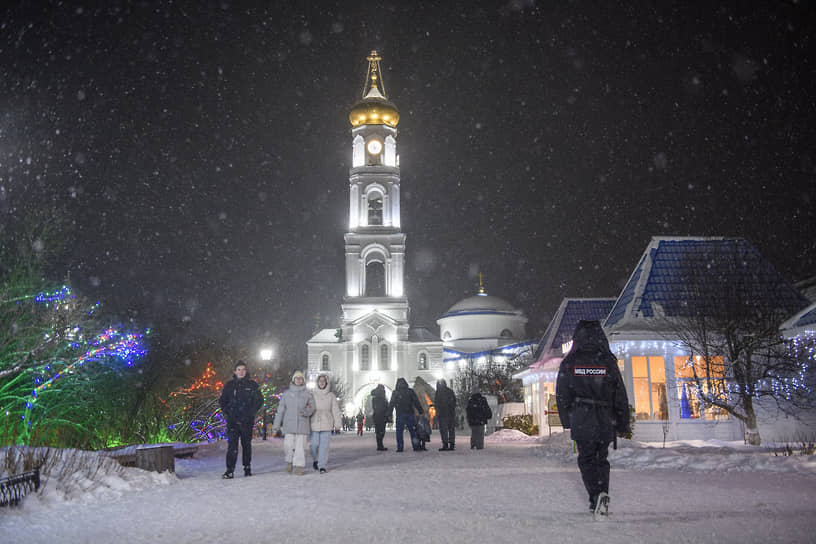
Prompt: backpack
<box><xmin>415</xmin><ymin>415</ymin><xmax>431</xmax><ymax>442</ymax></box>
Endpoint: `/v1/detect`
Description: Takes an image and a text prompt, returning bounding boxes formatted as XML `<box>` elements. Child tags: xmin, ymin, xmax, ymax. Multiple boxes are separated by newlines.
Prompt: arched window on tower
<box><xmin>500</xmin><ymin>329</ymin><xmax>514</xmax><ymax>338</ymax></box>
<box><xmin>365</xmin><ymin>261</ymin><xmax>386</xmax><ymax>297</ymax></box>
<box><xmin>418</xmin><ymin>352</ymin><xmax>428</xmax><ymax>370</ymax></box>
<box><xmin>321</xmin><ymin>354</ymin><xmax>330</xmax><ymax>371</ymax></box>
<box><xmin>379</xmin><ymin>344</ymin><xmax>389</xmax><ymax>370</ymax></box>
<box><xmin>368</xmin><ymin>194</ymin><xmax>383</xmax><ymax>225</ymax></box>
<box><xmin>360</xmin><ymin>345</ymin><xmax>370</xmax><ymax>370</ymax></box>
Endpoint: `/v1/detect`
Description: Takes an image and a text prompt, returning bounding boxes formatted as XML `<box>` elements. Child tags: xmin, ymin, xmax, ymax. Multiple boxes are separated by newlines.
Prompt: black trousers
<box><xmin>575</xmin><ymin>440</ymin><xmax>611</xmax><ymax>502</ymax></box>
<box><xmin>226</xmin><ymin>421</ymin><xmax>253</xmax><ymax>471</ymax></box>
<box><xmin>438</xmin><ymin>416</ymin><xmax>455</xmax><ymax>446</ymax></box>
<box><xmin>374</xmin><ymin>421</ymin><xmax>386</xmax><ymax>449</ymax></box>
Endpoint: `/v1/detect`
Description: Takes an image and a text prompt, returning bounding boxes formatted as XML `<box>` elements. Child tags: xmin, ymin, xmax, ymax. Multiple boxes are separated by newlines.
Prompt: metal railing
<box><xmin>0</xmin><ymin>466</ymin><xmax>41</xmax><ymax>507</ymax></box>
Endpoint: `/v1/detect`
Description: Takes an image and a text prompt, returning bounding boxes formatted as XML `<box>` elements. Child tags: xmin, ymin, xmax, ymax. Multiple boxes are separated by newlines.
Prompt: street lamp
<box><xmin>259</xmin><ymin>347</ymin><xmax>274</xmax><ymax>440</ymax></box>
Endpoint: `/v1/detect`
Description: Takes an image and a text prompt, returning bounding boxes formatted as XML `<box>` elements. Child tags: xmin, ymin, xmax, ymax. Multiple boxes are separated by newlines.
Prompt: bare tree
<box><xmin>656</xmin><ymin>240</ymin><xmax>813</xmax><ymax>445</ymax></box>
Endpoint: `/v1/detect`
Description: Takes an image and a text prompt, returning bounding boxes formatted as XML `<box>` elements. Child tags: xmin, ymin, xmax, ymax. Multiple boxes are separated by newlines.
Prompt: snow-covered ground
<box><xmin>3</xmin><ymin>430</ymin><xmax>816</xmax><ymax>543</ymax></box>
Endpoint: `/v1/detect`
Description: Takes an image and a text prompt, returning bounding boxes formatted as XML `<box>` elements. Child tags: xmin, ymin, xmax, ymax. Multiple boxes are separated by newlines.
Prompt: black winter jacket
<box><xmin>371</xmin><ymin>385</ymin><xmax>390</xmax><ymax>425</ymax></box>
<box><xmin>388</xmin><ymin>378</ymin><xmax>423</xmax><ymax>416</ymax></box>
<box><xmin>466</xmin><ymin>393</ymin><xmax>492</xmax><ymax>426</ymax></box>
<box><xmin>555</xmin><ymin>320</ymin><xmax>630</xmax><ymax>443</ymax></box>
<box><xmin>219</xmin><ymin>376</ymin><xmax>264</xmax><ymax>425</ymax></box>
<box><xmin>433</xmin><ymin>382</ymin><xmax>457</xmax><ymax>421</ymax></box>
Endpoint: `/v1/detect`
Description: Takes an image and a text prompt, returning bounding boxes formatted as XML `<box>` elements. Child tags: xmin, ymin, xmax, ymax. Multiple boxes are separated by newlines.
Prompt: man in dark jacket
<box><xmin>434</xmin><ymin>379</ymin><xmax>457</xmax><ymax>451</ymax></box>
<box><xmin>387</xmin><ymin>377</ymin><xmax>423</xmax><ymax>452</ymax></box>
<box><xmin>556</xmin><ymin>320</ymin><xmax>630</xmax><ymax>519</ymax></box>
<box><xmin>371</xmin><ymin>384</ymin><xmax>390</xmax><ymax>451</ymax></box>
<box><xmin>466</xmin><ymin>386</ymin><xmax>492</xmax><ymax>450</ymax></box>
<box><xmin>219</xmin><ymin>361</ymin><xmax>264</xmax><ymax>478</ymax></box>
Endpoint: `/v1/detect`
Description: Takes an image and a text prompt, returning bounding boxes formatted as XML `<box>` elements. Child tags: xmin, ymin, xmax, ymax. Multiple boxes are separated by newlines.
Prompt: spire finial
<box><xmin>362</xmin><ymin>50</ymin><xmax>387</xmax><ymax>100</ymax></box>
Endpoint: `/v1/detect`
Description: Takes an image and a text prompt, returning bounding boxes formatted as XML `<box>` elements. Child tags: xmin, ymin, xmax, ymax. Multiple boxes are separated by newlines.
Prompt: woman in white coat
<box><xmin>271</xmin><ymin>370</ymin><xmax>314</xmax><ymax>475</ymax></box>
<box><xmin>310</xmin><ymin>374</ymin><xmax>342</xmax><ymax>473</ymax></box>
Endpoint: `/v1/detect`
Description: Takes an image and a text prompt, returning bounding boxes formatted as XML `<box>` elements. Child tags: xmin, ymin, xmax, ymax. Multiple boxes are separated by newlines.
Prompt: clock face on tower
<box><xmin>366</xmin><ymin>139</ymin><xmax>383</xmax><ymax>155</ymax></box>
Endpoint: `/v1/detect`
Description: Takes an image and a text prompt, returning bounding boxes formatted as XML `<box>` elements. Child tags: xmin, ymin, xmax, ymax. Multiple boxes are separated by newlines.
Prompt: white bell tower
<box><xmin>341</xmin><ymin>51</ymin><xmax>409</xmax><ymax>335</ymax></box>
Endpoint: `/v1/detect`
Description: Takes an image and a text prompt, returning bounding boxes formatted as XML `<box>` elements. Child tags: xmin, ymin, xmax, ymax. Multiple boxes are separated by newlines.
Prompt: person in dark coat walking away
<box><xmin>371</xmin><ymin>384</ymin><xmax>391</xmax><ymax>451</ymax></box>
<box><xmin>434</xmin><ymin>379</ymin><xmax>457</xmax><ymax>451</ymax></box>
<box><xmin>556</xmin><ymin>320</ymin><xmax>630</xmax><ymax>520</ymax></box>
<box><xmin>466</xmin><ymin>386</ymin><xmax>492</xmax><ymax>450</ymax></box>
<box><xmin>219</xmin><ymin>361</ymin><xmax>264</xmax><ymax>478</ymax></box>
<box><xmin>387</xmin><ymin>377</ymin><xmax>423</xmax><ymax>452</ymax></box>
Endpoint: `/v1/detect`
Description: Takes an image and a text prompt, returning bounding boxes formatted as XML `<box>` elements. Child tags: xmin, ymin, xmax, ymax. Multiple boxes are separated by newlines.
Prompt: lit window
<box><xmin>321</xmin><ymin>354</ymin><xmax>330</xmax><ymax>372</ymax></box>
<box><xmin>674</xmin><ymin>356</ymin><xmax>729</xmax><ymax>420</ymax></box>
<box><xmin>418</xmin><ymin>353</ymin><xmax>428</xmax><ymax>370</ymax></box>
<box><xmin>379</xmin><ymin>344</ymin><xmax>389</xmax><ymax>370</ymax></box>
<box><xmin>632</xmin><ymin>356</ymin><xmax>668</xmax><ymax>421</ymax></box>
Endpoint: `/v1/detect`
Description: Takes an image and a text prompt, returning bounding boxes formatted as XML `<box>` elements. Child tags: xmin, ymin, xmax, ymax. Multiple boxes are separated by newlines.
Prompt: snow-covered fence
<box><xmin>0</xmin><ymin>465</ymin><xmax>40</xmax><ymax>507</ymax></box>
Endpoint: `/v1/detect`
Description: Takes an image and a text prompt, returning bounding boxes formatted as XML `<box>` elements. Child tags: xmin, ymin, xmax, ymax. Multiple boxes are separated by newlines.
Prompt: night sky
<box><xmin>2</xmin><ymin>1</ymin><xmax>814</xmax><ymax>362</ymax></box>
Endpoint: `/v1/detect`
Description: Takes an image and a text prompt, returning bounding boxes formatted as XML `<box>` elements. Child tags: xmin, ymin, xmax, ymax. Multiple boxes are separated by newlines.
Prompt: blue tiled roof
<box><xmin>606</xmin><ymin>251</ymin><xmax>648</xmax><ymax>327</ymax></box>
<box><xmin>534</xmin><ymin>298</ymin><xmax>616</xmax><ymax>360</ymax></box>
<box><xmin>605</xmin><ymin>237</ymin><xmax>809</xmax><ymax>328</ymax></box>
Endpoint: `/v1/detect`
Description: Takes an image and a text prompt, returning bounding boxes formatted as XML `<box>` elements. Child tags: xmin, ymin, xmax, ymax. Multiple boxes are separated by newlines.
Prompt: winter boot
<box><xmin>295</xmin><ymin>466</ymin><xmax>304</xmax><ymax>476</ymax></box>
<box><xmin>222</xmin><ymin>471</ymin><xmax>234</xmax><ymax>479</ymax></box>
<box><xmin>449</xmin><ymin>443</ymin><xmax>455</xmax><ymax>451</ymax></box>
<box><xmin>244</xmin><ymin>466</ymin><xmax>252</xmax><ymax>477</ymax></box>
<box><xmin>285</xmin><ymin>462</ymin><xmax>293</xmax><ymax>473</ymax></box>
<box><xmin>593</xmin><ymin>492</ymin><xmax>609</xmax><ymax>521</ymax></box>
<box><xmin>313</xmin><ymin>460</ymin><xmax>319</xmax><ymax>470</ymax></box>
<box><xmin>439</xmin><ymin>442</ymin><xmax>449</xmax><ymax>451</ymax></box>
<box><xmin>319</xmin><ymin>468</ymin><xmax>327</xmax><ymax>474</ymax></box>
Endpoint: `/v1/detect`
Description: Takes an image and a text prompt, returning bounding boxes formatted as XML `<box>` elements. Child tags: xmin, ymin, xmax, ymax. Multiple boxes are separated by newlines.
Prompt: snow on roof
<box><xmin>604</xmin><ymin>237</ymin><xmax>809</xmax><ymax>331</ymax></box>
<box><xmin>781</xmin><ymin>302</ymin><xmax>816</xmax><ymax>337</ymax></box>
<box><xmin>442</xmin><ymin>294</ymin><xmax>517</xmax><ymax>316</ymax></box>
<box><xmin>408</xmin><ymin>327</ymin><xmax>441</xmax><ymax>342</ymax></box>
<box><xmin>306</xmin><ymin>328</ymin><xmax>341</xmax><ymax>343</ymax></box>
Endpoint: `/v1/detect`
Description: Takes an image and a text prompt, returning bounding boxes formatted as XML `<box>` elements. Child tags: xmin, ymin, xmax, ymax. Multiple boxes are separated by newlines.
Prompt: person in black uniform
<box><xmin>219</xmin><ymin>360</ymin><xmax>264</xmax><ymax>478</ymax></box>
<box><xmin>556</xmin><ymin>320</ymin><xmax>630</xmax><ymax>518</ymax></box>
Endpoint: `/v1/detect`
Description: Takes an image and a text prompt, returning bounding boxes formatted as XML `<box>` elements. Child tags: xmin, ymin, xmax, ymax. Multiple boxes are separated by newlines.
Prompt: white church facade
<box><xmin>306</xmin><ymin>52</ymin><xmax>535</xmax><ymax>415</ymax></box>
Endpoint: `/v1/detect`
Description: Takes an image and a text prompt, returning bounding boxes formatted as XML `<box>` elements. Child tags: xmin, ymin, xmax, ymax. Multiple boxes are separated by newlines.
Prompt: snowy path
<box><xmin>3</xmin><ymin>432</ymin><xmax>816</xmax><ymax>543</ymax></box>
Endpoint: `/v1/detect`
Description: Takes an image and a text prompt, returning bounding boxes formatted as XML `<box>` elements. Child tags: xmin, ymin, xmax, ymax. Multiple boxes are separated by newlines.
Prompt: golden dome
<box><xmin>349</xmin><ymin>51</ymin><xmax>400</xmax><ymax>127</ymax></box>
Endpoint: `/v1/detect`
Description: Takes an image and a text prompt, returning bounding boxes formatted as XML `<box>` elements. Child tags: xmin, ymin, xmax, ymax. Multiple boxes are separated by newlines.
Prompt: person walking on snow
<box><xmin>387</xmin><ymin>377</ymin><xmax>423</xmax><ymax>452</ymax></box>
<box><xmin>371</xmin><ymin>384</ymin><xmax>391</xmax><ymax>451</ymax></box>
<box><xmin>309</xmin><ymin>374</ymin><xmax>342</xmax><ymax>473</ymax></box>
<box><xmin>219</xmin><ymin>361</ymin><xmax>264</xmax><ymax>479</ymax></box>
<box><xmin>271</xmin><ymin>370</ymin><xmax>315</xmax><ymax>476</ymax></box>
<box><xmin>556</xmin><ymin>320</ymin><xmax>630</xmax><ymax>520</ymax></box>
<box><xmin>434</xmin><ymin>378</ymin><xmax>457</xmax><ymax>451</ymax></box>
<box><xmin>356</xmin><ymin>411</ymin><xmax>364</xmax><ymax>436</ymax></box>
<box><xmin>466</xmin><ymin>386</ymin><xmax>492</xmax><ymax>450</ymax></box>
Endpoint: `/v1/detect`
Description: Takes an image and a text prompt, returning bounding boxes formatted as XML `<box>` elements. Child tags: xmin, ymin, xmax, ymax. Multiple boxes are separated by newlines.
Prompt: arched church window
<box><xmin>321</xmin><ymin>354</ymin><xmax>330</xmax><ymax>371</ymax></box>
<box><xmin>368</xmin><ymin>194</ymin><xmax>383</xmax><ymax>225</ymax></box>
<box><xmin>379</xmin><ymin>344</ymin><xmax>389</xmax><ymax>370</ymax></box>
<box><xmin>500</xmin><ymin>329</ymin><xmax>514</xmax><ymax>338</ymax></box>
<box><xmin>365</xmin><ymin>261</ymin><xmax>386</xmax><ymax>297</ymax></box>
<box><xmin>442</xmin><ymin>331</ymin><xmax>451</xmax><ymax>340</ymax></box>
<box><xmin>418</xmin><ymin>353</ymin><xmax>428</xmax><ymax>370</ymax></box>
<box><xmin>361</xmin><ymin>345</ymin><xmax>370</xmax><ymax>370</ymax></box>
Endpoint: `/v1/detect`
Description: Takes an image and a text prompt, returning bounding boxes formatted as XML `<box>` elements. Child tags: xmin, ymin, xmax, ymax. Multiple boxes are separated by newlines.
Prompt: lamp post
<box><xmin>259</xmin><ymin>347</ymin><xmax>274</xmax><ymax>440</ymax></box>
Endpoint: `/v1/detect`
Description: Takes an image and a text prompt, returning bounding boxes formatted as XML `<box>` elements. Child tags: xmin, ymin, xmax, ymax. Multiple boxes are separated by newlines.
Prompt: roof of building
<box><xmin>441</xmin><ymin>293</ymin><xmax>518</xmax><ymax>317</ymax></box>
<box><xmin>408</xmin><ymin>327</ymin><xmax>441</xmax><ymax>342</ymax></box>
<box><xmin>781</xmin><ymin>302</ymin><xmax>816</xmax><ymax>336</ymax></box>
<box><xmin>533</xmin><ymin>298</ymin><xmax>617</xmax><ymax>361</ymax></box>
<box><xmin>604</xmin><ymin>237</ymin><xmax>809</xmax><ymax>331</ymax></box>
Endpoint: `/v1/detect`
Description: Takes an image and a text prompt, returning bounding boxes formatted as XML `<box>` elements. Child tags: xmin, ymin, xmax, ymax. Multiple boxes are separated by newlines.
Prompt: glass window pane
<box><xmin>633</xmin><ymin>377</ymin><xmax>651</xmax><ymax>420</ymax></box>
<box><xmin>632</xmin><ymin>356</ymin><xmax>648</xmax><ymax>378</ymax></box>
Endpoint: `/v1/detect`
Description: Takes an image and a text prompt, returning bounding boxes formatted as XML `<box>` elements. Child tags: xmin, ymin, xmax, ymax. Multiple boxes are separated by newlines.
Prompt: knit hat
<box><xmin>292</xmin><ymin>370</ymin><xmax>305</xmax><ymax>383</ymax></box>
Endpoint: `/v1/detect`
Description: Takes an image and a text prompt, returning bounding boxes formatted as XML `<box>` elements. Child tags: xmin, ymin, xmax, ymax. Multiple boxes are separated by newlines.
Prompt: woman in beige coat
<box><xmin>309</xmin><ymin>374</ymin><xmax>342</xmax><ymax>473</ymax></box>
